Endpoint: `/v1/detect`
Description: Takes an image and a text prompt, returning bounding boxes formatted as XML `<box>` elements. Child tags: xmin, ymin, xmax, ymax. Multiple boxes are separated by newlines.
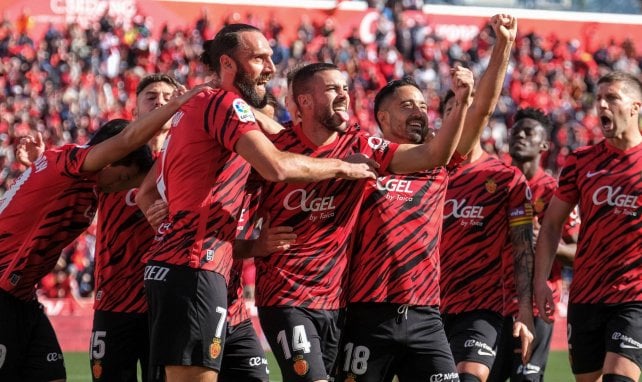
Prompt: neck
<box><xmin>301</xmin><ymin>118</ymin><xmax>338</xmax><ymax>147</ymax></box>
<box><xmin>606</xmin><ymin>127</ymin><xmax>642</xmax><ymax>151</ymax></box>
<box><xmin>511</xmin><ymin>157</ymin><xmax>539</xmax><ymax>180</ymax></box>
<box><xmin>464</xmin><ymin>143</ymin><xmax>485</xmax><ymax>164</ymax></box>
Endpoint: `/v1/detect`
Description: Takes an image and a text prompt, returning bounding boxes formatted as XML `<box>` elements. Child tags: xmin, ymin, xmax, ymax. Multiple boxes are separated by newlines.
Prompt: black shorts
<box><xmin>442</xmin><ymin>309</ymin><xmax>503</xmax><ymax>369</ymax></box>
<box><xmin>489</xmin><ymin>315</ymin><xmax>552</xmax><ymax>382</ymax></box>
<box><xmin>145</xmin><ymin>261</ymin><xmax>228</xmax><ymax>379</ymax></box>
<box><xmin>219</xmin><ymin>319</ymin><xmax>269</xmax><ymax>382</ymax></box>
<box><xmin>258</xmin><ymin>306</ymin><xmax>343</xmax><ymax>382</ymax></box>
<box><xmin>335</xmin><ymin>303</ymin><xmax>458</xmax><ymax>382</ymax></box>
<box><xmin>0</xmin><ymin>290</ymin><xmax>66</xmax><ymax>381</ymax></box>
<box><xmin>568</xmin><ymin>302</ymin><xmax>642</xmax><ymax>374</ymax></box>
<box><xmin>90</xmin><ymin>310</ymin><xmax>149</xmax><ymax>382</ymax></box>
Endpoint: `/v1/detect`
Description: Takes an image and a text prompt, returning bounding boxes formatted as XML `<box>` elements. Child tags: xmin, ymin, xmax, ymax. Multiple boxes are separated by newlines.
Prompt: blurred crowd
<box><xmin>1</xmin><ymin>5</ymin><xmax>639</xmax><ymax>298</ymax></box>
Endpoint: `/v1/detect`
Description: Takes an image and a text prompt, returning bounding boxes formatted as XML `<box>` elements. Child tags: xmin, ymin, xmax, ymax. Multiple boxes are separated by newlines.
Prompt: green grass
<box><xmin>66</xmin><ymin>351</ymin><xmax>576</xmax><ymax>381</ymax></box>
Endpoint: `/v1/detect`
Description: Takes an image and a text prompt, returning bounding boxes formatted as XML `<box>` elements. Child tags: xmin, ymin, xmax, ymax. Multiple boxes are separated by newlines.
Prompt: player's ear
<box><xmin>220</xmin><ymin>55</ymin><xmax>235</xmax><ymax>71</ymax></box>
<box><xmin>297</xmin><ymin>94</ymin><xmax>312</xmax><ymax>110</ymax></box>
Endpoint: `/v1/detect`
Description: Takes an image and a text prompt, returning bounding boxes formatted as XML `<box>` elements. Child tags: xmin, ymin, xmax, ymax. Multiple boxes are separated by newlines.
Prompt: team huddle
<box><xmin>1</xmin><ymin>12</ymin><xmax>641</xmax><ymax>382</ymax></box>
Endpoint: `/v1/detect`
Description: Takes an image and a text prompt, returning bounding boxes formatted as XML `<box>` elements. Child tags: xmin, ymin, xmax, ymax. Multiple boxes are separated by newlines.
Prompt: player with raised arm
<box><xmin>534</xmin><ymin>71</ymin><xmax>642</xmax><ymax>382</ymax></box>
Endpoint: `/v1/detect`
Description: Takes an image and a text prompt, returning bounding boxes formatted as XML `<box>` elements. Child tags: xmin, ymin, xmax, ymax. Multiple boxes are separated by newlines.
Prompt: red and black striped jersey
<box><xmin>503</xmin><ymin>167</ymin><xmax>557</xmax><ymax>317</ymax></box>
<box><xmin>348</xmin><ymin>167</ymin><xmax>448</xmax><ymax>305</ymax></box>
<box><xmin>227</xmin><ymin>258</ymin><xmax>249</xmax><ymax>327</ymax></box>
<box><xmin>556</xmin><ymin>140</ymin><xmax>642</xmax><ymax>304</ymax></box>
<box><xmin>0</xmin><ymin>145</ymin><xmax>97</xmax><ymax>301</ymax></box>
<box><xmin>253</xmin><ymin>124</ymin><xmax>398</xmax><ymax>310</ymax></box>
<box><xmin>146</xmin><ymin>89</ymin><xmax>260</xmax><ymax>282</ymax></box>
<box><xmin>440</xmin><ymin>152</ymin><xmax>532</xmax><ymax>315</ymax></box>
<box><xmin>93</xmin><ymin>189</ymin><xmax>154</xmax><ymax>313</ymax></box>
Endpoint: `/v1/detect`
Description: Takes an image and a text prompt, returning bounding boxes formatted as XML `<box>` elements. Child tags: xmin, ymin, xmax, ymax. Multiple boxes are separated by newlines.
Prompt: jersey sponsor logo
<box><xmin>46</xmin><ymin>352</ymin><xmax>63</xmax><ymax>362</ymax></box>
<box><xmin>283</xmin><ymin>189</ymin><xmax>336</xmax><ymax>213</ymax></box>
<box><xmin>375</xmin><ymin>177</ymin><xmax>415</xmax><ymax>194</ymax></box>
<box><xmin>612</xmin><ymin>332</ymin><xmax>642</xmax><ymax>349</ymax></box>
<box><xmin>143</xmin><ymin>265</ymin><xmax>170</xmax><ymax>281</ymax></box>
<box><xmin>592</xmin><ymin>186</ymin><xmax>639</xmax><ymax>209</ymax></box>
<box><xmin>232</xmin><ymin>99</ymin><xmax>256</xmax><ymax>123</ymax></box>
<box><xmin>444</xmin><ymin>199</ymin><xmax>484</xmax><ymax>219</ymax></box>
<box><xmin>124</xmin><ymin>188</ymin><xmax>137</xmax><ymax>207</ymax></box>
<box><xmin>367</xmin><ymin>136</ymin><xmax>390</xmax><ymax>152</ymax></box>
<box><xmin>586</xmin><ymin>169</ymin><xmax>607</xmax><ymax>178</ymax></box>
<box><xmin>430</xmin><ymin>372</ymin><xmax>459</xmax><ymax>381</ymax></box>
<box><xmin>0</xmin><ymin>344</ymin><xmax>6</xmax><ymax>369</ymax></box>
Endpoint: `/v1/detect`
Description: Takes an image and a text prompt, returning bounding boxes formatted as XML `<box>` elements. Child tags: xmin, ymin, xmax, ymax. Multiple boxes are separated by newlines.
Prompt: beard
<box><xmin>233</xmin><ymin>61</ymin><xmax>268</xmax><ymax>108</ymax></box>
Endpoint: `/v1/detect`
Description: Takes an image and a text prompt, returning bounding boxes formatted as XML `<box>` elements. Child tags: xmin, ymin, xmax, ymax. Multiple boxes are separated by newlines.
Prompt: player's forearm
<box><xmin>135</xmin><ymin>163</ymin><xmax>162</xmax><ymax>221</ymax></box>
<box><xmin>534</xmin><ymin>222</ymin><xmax>564</xmax><ymax>285</ymax></box>
<box><xmin>272</xmin><ymin>153</ymin><xmax>358</xmax><ymax>183</ymax></box>
<box><xmin>457</xmin><ymin>39</ymin><xmax>512</xmax><ymax>156</ymax></box>
<box><xmin>511</xmin><ymin>224</ymin><xmax>535</xmax><ymax>309</ymax></box>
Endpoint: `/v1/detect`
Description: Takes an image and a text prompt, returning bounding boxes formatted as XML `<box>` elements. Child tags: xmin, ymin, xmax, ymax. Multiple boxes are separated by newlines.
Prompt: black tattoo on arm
<box><xmin>510</xmin><ymin>223</ymin><xmax>534</xmax><ymax>309</ymax></box>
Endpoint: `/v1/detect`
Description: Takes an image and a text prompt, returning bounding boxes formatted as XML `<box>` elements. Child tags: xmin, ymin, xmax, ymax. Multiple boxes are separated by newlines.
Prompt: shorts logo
<box><xmin>293</xmin><ymin>355</ymin><xmax>309</xmax><ymax>376</ymax></box>
<box><xmin>612</xmin><ymin>332</ymin><xmax>642</xmax><ymax>349</ymax></box>
<box><xmin>92</xmin><ymin>360</ymin><xmax>103</xmax><ymax>379</ymax></box>
<box><xmin>46</xmin><ymin>352</ymin><xmax>63</xmax><ymax>362</ymax></box>
<box><xmin>233</xmin><ymin>99</ymin><xmax>256</xmax><ymax>123</ymax></box>
<box><xmin>430</xmin><ymin>372</ymin><xmax>459</xmax><ymax>381</ymax></box>
<box><xmin>209</xmin><ymin>338</ymin><xmax>222</xmax><ymax>359</ymax></box>
<box><xmin>249</xmin><ymin>356</ymin><xmax>267</xmax><ymax>367</ymax></box>
<box><xmin>0</xmin><ymin>344</ymin><xmax>6</xmax><ymax>369</ymax></box>
<box><xmin>517</xmin><ymin>363</ymin><xmax>541</xmax><ymax>375</ymax></box>
<box><xmin>464</xmin><ymin>339</ymin><xmax>496</xmax><ymax>357</ymax></box>
<box><xmin>144</xmin><ymin>265</ymin><xmax>170</xmax><ymax>281</ymax></box>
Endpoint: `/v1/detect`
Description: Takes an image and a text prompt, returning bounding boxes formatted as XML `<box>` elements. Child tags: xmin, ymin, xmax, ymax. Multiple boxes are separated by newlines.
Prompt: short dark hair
<box><xmin>286</xmin><ymin>63</ymin><xmax>307</xmax><ymax>88</ymax></box>
<box><xmin>513</xmin><ymin>107</ymin><xmax>552</xmax><ymax>137</ymax></box>
<box><xmin>200</xmin><ymin>23</ymin><xmax>261</xmax><ymax>74</ymax></box>
<box><xmin>374</xmin><ymin>77</ymin><xmax>422</xmax><ymax>127</ymax></box>
<box><xmin>291</xmin><ymin>63</ymin><xmax>339</xmax><ymax>109</ymax></box>
<box><xmin>439</xmin><ymin>90</ymin><xmax>455</xmax><ymax>116</ymax></box>
<box><xmin>135</xmin><ymin>74</ymin><xmax>180</xmax><ymax>96</ymax></box>
<box><xmin>88</xmin><ymin>119</ymin><xmax>153</xmax><ymax>172</ymax></box>
<box><xmin>597</xmin><ymin>71</ymin><xmax>642</xmax><ymax>100</ymax></box>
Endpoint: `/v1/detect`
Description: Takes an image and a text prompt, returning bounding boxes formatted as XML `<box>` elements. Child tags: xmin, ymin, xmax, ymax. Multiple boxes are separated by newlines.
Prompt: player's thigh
<box><xmin>399</xmin><ymin>306</ymin><xmax>458</xmax><ymax>382</ymax></box>
<box><xmin>604</xmin><ymin>303</ymin><xmax>642</xmax><ymax>377</ymax></box>
<box><xmin>90</xmin><ymin>310</ymin><xmax>148</xmax><ymax>381</ymax></box>
<box><xmin>145</xmin><ymin>262</ymin><xmax>228</xmax><ymax>371</ymax></box>
<box><xmin>335</xmin><ymin>303</ymin><xmax>400</xmax><ymax>382</ymax></box>
<box><xmin>443</xmin><ymin>310</ymin><xmax>503</xmax><ymax>370</ymax></box>
<box><xmin>23</xmin><ymin>305</ymin><xmax>66</xmax><ymax>382</ymax></box>
<box><xmin>567</xmin><ymin>303</ymin><xmax>607</xmax><ymax>375</ymax></box>
<box><xmin>259</xmin><ymin>306</ymin><xmax>330</xmax><ymax>382</ymax></box>
<box><xmin>488</xmin><ymin>316</ymin><xmax>514</xmax><ymax>382</ymax></box>
<box><xmin>219</xmin><ymin>319</ymin><xmax>269</xmax><ymax>382</ymax></box>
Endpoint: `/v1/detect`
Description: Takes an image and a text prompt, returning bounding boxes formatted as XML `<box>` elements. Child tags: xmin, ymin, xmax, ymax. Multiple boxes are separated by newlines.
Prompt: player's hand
<box><xmin>254</xmin><ymin>215</ymin><xmax>296</xmax><ymax>256</ymax></box>
<box><xmin>16</xmin><ymin>132</ymin><xmax>45</xmax><ymax>166</ymax></box>
<box><xmin>339</xmin><ymin>154</ymin><xmax>379</xmax><ymax>180</ymax></box>
<box><xmin>491</xmin><ymin>13</ymin><xmax>517</xmax><ymax>44</ymax></box>
<box><xmin>513</xmin><ymin>312</ymin><xmax>535</xmax><ymax>364</ymax></box>
<box><xmin>145</xmin><ymin>199</ymin><xmax>168</xmax><ymax>231</ymax></box>
<box><xmin>450</xmin><ymin>66</ymin><xmax>474</xmax><ymax>107</ymax></box>
<box><xmin>533</xmin><ymin>280</ymin><xmax>555</xmax><ymax>323</ymax></box>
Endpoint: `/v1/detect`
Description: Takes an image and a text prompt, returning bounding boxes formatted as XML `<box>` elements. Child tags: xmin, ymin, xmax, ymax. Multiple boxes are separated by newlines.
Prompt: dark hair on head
<box><xmin>597</xmin><ymin>71</ymin><xmax>642</xmax><ymax>100</ymax></box>
<box><xmin>200</xmin><ymin>23</ymin><xmax>261</xmax><ymax>74</ymax></box>
<box><xmin>513</xmin><ymin>107</ymin><xmax>552</xmax><ymax>137</ymax></box>
<box><xmin>136</xmin><ymin>74</ymin><xmax>180</xmax><ymax>96</ymax></box>
<box><xmin>291</xmin><ymin>62</ymin><xmax>339</xmax><ymax>108</ymax></box>
<box><xmin>373</xmin><ymin>76</ymin><xmax>422</xmax><ymax>127</ymax></box>
<box><xmin>286</xmin><ymin>63</ymin><xmax>307</xmax><ymax>88</ymax></box>
<box><xmin>439</xmin><ymin>89</ymin><xmax>455</xmax><ymax>115</ymax></box>
<box><xmin>265</xmin><ymin>90</ymin><xmax>278</xmax><ymax>110</ymax></box>
<box><xmin>88</xmin><ymin>119</ymin><xmax>153</xmax><ymax>172</ymax></box>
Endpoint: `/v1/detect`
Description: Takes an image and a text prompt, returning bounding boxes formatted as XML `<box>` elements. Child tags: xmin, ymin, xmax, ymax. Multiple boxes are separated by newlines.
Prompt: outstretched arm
<box><xmin>81</xmin><ymin>83</ymin><xmax>211</xmax><ymax>173</ymax></box>
<box><xmin>457</xmin><ymin>14</ymin><xmax>517</xmax><ymax>156</ymax></box>
<box><xmin>510</xmin><ymin>222</ymin><xmax>535</xmax><ymax>364</ymax></box>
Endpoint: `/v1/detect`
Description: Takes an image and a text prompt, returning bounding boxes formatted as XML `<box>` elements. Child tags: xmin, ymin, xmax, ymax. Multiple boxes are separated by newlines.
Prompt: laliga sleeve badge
<box><xmin>293</xmin><ymin>355</ymin><xmax>309</xmax><ymax>376</ymax></box>
<box><xmin>92</xmin><ymin>360</ymin><xmax>103</xmax><ymax>379</ymax></box>
<box><xmin>485</xmin><ymin>178</ymin><xmax>497</xmax><ymax>193</ymax></box>
<box><xmin>209</xmin><ymin>338</ymin><xmax>222</xmax><ymax>359</ymax></box>
<box><xmin>232</xmin><ymin>98</ymin><xmax>256</xmax><ymax>123</ymax></box>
